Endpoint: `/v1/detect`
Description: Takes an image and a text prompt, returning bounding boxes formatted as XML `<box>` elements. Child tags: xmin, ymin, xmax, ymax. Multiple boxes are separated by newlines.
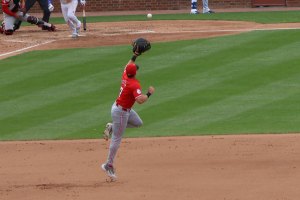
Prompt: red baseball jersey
<box><xmin>1</xmin><ymin>0</ymin><xmax>19</xmax><ymax>16</ymax></box>
<box><xmin>116</xmin><ymin>65</ymin><xmax>142</xmax><ymax>109</ymax></box>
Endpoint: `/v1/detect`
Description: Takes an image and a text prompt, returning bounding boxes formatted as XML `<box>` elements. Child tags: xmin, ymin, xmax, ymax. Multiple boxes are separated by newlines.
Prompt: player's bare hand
<box><xmin>148</xmin><ymin>86</ymin><xmax>155</xmax><ymax>94</ymax></box>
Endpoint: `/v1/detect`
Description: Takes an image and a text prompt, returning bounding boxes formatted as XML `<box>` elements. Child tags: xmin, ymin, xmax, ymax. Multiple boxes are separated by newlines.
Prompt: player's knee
<box><xmin>67</xmin><ymin>14</ymin><xmax>75</xmax><ymax>20</ymax></box>
<box><xmin>4</xmin><ymin>29</ymin><xmax>14</xmax><ymax>35</ymax></box>
<box><xmin>135</xmin><ymin>120</ymin><xmax>143</xmax><ymax>128</ymax></box>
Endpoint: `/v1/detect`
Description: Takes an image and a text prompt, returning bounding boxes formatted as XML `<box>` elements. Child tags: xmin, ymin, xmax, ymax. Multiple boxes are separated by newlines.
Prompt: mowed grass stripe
<box><xmin>1</xmin><ymin>103</ymin><xmax>111</xmax><ymax>141</ymax></box>
<box><xmin>200</xmin><ymin>92</ymin><xmax>300</xmax><ymax>135</ymax></box>
<box><xmin>1</xmin><ymin>29</ymin><xmax>300</xmax><ymax>140</ymax></box>
<box><xmin>127</xmin><ymin>30</ymin><xmax>300</xmax><ymax>137</ymax></box>
<box><xmin>141</xmin><ymin>59</ymin><xmax>300</xmax><ymax>136</ymax></box>
<box><xmin>0</xmin><ymin>47</ymin><xmax>127</xmax><ymax>101</ymax></box>
<box><xmin>0</xmin><ymin>69</ymin><xmax>119</xmax><ymax>120</ymax></box>
<box><xmin>0</xmin><ymin>32</ymin><xmax>259</xmax><ymax>122</ymax></box>
<box><xmin>138</xmin><ymin>30</ymin><xmax>299</xmax><ymax>109</ymax></box>
<box><xmin>145</xmin><ymin>36</ymin><xmax>300</xmax><ymax>115</ymax></box>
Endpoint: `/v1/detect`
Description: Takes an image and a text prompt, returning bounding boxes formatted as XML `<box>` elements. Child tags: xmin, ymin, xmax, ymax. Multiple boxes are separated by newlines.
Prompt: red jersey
<box><xmin>1</xmin><ymin>0</ymin><xmax>20</xmax><ymax>17</ymax></box>
<box><xmin>116</xmin><ymin>65</ymin><xmax>142</xmax><ymax>109</ymax></box>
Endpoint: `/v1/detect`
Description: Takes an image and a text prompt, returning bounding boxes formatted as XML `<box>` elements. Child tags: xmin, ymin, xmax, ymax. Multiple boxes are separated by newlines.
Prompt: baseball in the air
<box><xmin>147</xmin><ymin>13</ymin><xmax>152</xmax><ymax>19</ymax></box>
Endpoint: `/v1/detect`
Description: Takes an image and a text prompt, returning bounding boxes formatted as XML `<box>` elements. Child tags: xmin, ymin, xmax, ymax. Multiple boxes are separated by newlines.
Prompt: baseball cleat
<box><xmin>46</xmin><ymin>24</ymin><xmax>56</xmax><ymax>32</ymax></box>
<box><xmin>71</xmin><ymin>33</ymin><xmax>78</xmax><ymax>38</ymax></box>
<box><xmin>190</xmin><ymin>9</ymin><xmax>199</xmax><ymax>14</ymax></box>
<box><xmin>103</xmin><ymin>123</ymin><xmax>112</xmax><ymax>140</ymax></box>
<box><xmin>203</xmin><ymin>10</ymin><xmax>215</xmax><ymax>14</ymax></box>
<box><xmin>101</xmin><ymin>163</ymin><xmax>117</xmax><ymax>181</ymax></box>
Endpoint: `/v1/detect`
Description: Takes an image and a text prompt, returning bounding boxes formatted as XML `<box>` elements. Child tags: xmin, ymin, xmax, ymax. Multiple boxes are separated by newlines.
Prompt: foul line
<box><xmin>0</xmin><ymin>40</ymin><xmax>55</xmax><ymax>58</ymax></box>
<box><xmin>102</xmin><ymin>27</ymin><xmax>300</xmax><ymax>36</ymax></box>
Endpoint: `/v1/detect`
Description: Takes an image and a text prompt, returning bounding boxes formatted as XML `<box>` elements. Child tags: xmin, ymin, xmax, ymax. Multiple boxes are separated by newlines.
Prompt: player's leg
<box><xmin>25</xmin><ymin>0</ymin><xmax>37</xmax><ymax>12</ymax></box>
<box><xmin>23</xmin><ymin>13</ymin><xmax>56</xmax><ymax>31</ymax></box>
<box><xmin>61</xmin><ymin>3</ymin><xmax>77</xmax><ymax>37</ymax></box>
<box><xmin>67</xmin><ymin>0</ymin><xmax>81</xmax><ymax>35</ymax></box>
<box><xmin>102</xmin><ymin>104</ymin><xmax>130</xmax><ymax>180</ymax></box>
<box><xmin>191</xmin><ymin>0</ymin><xmax>199</xmax><ymax>14</ymax></box>
<box><xmin>127</xmin><ymin>109</ymin><xmax>143</xmax><ymax>128</ymax></box>
<box><xmin>37</xmin><ymin>0</ymin><xmax>51</xmax><ymax>23</ymax></box>
<box><xmin>202</xmin><ymin>0</ymin><xmax>215</xmax><ymax>13</ymax></box>
<box><xmin>12</xmin><ymin>0</ymin><xmax>36</xmax><ymax>31</ymax></box>
<box><xmin>2</xmin><ymin>14</ymin><xmax>16</xmax><ymax>35</ymax></box>
<box><xmin>106</xmin><ymin>105</ymin><xmax>130</xmax><ymax>166</ymax></box>
<box><xmin>61</xmin><ymin>3</ymin><xmax>69</xmax><ymax>24</ymax></box>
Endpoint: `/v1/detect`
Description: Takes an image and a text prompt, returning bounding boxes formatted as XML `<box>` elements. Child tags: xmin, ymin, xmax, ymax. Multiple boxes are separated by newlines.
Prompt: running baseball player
<box><xmin>0</xmin><ymin>0</ymin><xmax>56</xmax><ymax>35</ymax></box>
<box><xmin>60</xmin><ymin>0</ymin><xmax>86</xmax><ymax>38</ymax></box>
<box><xmin>191</xmin><ymin>0</ymin><xmax>215</xmax><ymax>14</ymax></box>
<box><xmin>101</xmin><ymin>38</ymin><xmax>153</xmax><ymax>181</ymax></box>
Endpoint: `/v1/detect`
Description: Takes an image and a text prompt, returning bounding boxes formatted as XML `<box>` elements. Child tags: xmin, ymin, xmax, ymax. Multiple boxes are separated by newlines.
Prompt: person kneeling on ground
<box><xmin>0</xmin><ymin>0</ymin><xmax>56</xmax><ymax>35</ymax></box>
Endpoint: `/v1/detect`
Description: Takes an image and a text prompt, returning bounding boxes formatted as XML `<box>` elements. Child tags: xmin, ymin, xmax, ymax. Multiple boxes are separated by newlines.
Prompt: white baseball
<box><xmin>147</xmin><ymin>13</ymin><xmax>152</xmax><ymax>19</ymax></box>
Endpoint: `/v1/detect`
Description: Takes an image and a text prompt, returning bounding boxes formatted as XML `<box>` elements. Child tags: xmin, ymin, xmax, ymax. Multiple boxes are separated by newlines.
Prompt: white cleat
<box><xmin>71</xmin><ymin>33</ymin><xmax>78</xmax><ymax>38</ymax></box>
<box><xmin>190</xmin><ymin>9</ymin><xmax>199</xmax><ymax>14</ymax></box>
<box><xmin>101</xmin><ymin>163</ymin><xmax>117</xmax><ymax>181</ymax></box>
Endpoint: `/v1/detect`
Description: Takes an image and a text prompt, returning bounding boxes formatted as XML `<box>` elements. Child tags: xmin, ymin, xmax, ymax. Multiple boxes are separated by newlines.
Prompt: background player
<box><xmin>0</xmin><ymin>0</ymin><xmax>55</xmax><ymax>35</ymax></box>
<box><xmin>191</xmin><ymin>0</ymin><xmax>215</xmax><ymax>14</ymax></box>
<box><xmin>13</xmin><ymin>0</ymin><xmax>54</xmax><ymax>31</ymax></box>
<box><xmin>60</xmin><ymin>0</ymin><xmax>86</xmax><ymax>38</ymax></box>
<box><xmin>101</xmin><ymin>41</ymin><xmax>154</xmax><ymax>181</ymax></box>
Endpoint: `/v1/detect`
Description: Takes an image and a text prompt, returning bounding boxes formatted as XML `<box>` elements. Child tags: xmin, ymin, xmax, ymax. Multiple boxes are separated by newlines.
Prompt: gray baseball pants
<box><xmin>106</xmin><ymin>102</ymin><xmax>143</xmax><ymax>166</ymax></box>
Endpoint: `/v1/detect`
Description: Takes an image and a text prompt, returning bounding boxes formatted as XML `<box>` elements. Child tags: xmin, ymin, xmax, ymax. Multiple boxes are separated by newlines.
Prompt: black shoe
<box><xmin>204</xmin><ymin>10</ymin><xmax>215</xmax><ymax>14</ymax></box>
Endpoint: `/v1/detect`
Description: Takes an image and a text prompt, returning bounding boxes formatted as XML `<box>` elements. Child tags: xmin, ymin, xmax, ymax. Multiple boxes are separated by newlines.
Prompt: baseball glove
<box><xmin>132</xmin><ymin>38</ymin><xmax>151</xmax><ymax>55</ymax></box>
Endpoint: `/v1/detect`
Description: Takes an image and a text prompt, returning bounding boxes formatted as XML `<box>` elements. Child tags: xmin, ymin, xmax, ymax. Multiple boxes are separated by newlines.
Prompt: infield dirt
<box><xmin>1</xmin><ymin>134</ymin><xmax>300</xmax><ymax>200</ymax></box>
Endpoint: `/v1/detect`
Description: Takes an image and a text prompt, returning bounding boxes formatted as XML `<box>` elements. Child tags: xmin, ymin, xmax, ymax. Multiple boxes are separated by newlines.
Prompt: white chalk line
<box><xmin>5</xmin><ymin>39</ymin><xmax>30</xmax><ymax>43</ymax></box>
<box><xmin>0</xmin><ymin>40</ymin><xmax>55</xmax><ymax>58</ymax></box>
<box><xmin>102</xmin><ymin>30</ymin><xmax>155</xmax><ymax>36</ymax></box>
<box><xmin>101</xmin><ymin>27</ymin><xmax>300</xmax><ymax>36</ymax></box>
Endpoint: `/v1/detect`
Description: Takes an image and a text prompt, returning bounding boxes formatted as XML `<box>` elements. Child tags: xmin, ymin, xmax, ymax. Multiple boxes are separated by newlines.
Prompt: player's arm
<box><xmin>1</xmin><ymin>2</ymin><xmax>19</xmax><ymax>17</ymax></box>
<box><xmin>126</xmin><ymin>53</ymin><xmax>139</xmax><ymax>66</ymax></box>
<box><xmin>136</xmin><ymin>86</ymin><xmax>155</xmax><ymax>104</ymax></box>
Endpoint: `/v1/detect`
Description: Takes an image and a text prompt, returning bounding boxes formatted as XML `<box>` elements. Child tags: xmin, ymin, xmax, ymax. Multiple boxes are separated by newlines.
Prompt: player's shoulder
<box><xmin>131</xmin><ymin>79</ymin><xmax>141</xmax><ymax>87</ymax></box>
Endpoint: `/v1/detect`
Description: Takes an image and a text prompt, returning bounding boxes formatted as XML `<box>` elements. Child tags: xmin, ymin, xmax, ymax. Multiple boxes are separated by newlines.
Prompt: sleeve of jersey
<box><xmin>133</xmin><ymin>84</ymin><xmax>142</xmax><ymax>99</ymax></box>
<box><xmin>2</xmin><ymin>2</ymin><xmax>17</xmax><ymax>17</ymax></box>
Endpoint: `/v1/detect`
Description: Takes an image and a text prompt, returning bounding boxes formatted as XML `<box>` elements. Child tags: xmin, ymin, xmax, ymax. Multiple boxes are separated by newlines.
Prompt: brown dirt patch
<box><xmin>1</xmin><ymin>20</ymin><xmax>300</xmax><ymax>59</ymax></box>
<box><xmin>1</xmin><ymin>134</ymin><xmax>300</xmax><ymax>200</ymax></box>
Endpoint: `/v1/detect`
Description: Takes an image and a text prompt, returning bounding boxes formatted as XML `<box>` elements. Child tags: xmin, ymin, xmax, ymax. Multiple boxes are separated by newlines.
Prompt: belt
<box><xmin>116</xmin><ymin>103</ymin><xmax>131</xmax><ymax>112</ymax></box>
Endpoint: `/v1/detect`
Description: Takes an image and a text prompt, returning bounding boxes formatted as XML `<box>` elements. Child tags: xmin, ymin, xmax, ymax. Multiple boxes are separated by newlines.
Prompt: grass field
<box><xmin>1</xmin><ymin>12</ymin><xmax>300</xmax><ymax>141</ymax></box>
<box><xmin>48</xmin><ymin>10</ymin><xmax>300</xmax><ymax>24</ymax></box>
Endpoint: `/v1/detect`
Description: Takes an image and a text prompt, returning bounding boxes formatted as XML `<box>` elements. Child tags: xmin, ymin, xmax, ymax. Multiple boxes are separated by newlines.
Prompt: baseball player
<box><xmin>60</xmin><ymin>0</ymin><xmax>86</xmax><ymax>38</ymax></box>
<box><xmin>0</xmin><ymin>0</ymin><xmax>55</xmax><ymax>35</ymax></box>
<box><xmin>101</xmin><ymin>40</ymin><xmax>154</xmax><ymax>180</ymax></box>
<box><xmin>191</xmin><ymin>0</ymin><xmax>215</xmax><ymax>14</ymax></box>
<box><xmin>13</xmin><ymin>0</ymin><xmax>54</xmax><ymax>31</ymax></box>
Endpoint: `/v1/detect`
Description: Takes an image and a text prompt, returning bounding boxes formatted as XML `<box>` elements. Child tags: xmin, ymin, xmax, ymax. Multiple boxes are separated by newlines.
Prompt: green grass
<box><xmin>1</xmin><ymin>29</ymin><xmax>300</xmax><ymax>140</ymax></box>
<box><xmin>46</xmin><ymin>10</ymin><xmax>300</xmax><ymax>25</ymax></box>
